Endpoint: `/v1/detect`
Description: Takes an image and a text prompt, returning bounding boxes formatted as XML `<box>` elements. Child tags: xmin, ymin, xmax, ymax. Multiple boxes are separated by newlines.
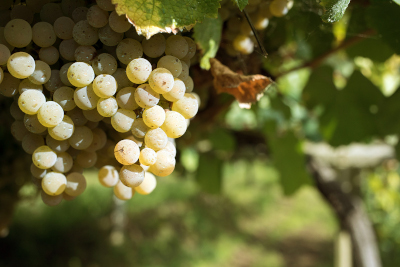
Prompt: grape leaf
<box><xmin>112</xmin><ymin>0</ymin><xmax>221</xmax><ymax>39</ymax></box>
<box><xmin>231</xmin><ymin>0</ymin><xmax>248</xmax><ymax>11</ymax></box>
<box><xmin>193</xmin><ymin>16</ymin><xmax>223</xmax><ymax>70</ymax></box>
<box><xmin>265</xmin><ymin>122</ymin><xmax>312</xmax><ymax>195</ymax></box>
<box><xmin>196</xmin><ymin>153</ymin><xmax>223</xmax><ymax>194</ymax></box>
<box><xmin>366</xmin><ymin>0</ymin><xmax>400</xmax><ymax>54</ymax></box>
<box><xmin>210</xmin><ymin>58</ymin><xmax>273</xmax><ymax>109</ymax></box>
<box><xmin>318</xmin><ymin>0</ymin><xmax>351</xmax><ymax>23</ymax></box>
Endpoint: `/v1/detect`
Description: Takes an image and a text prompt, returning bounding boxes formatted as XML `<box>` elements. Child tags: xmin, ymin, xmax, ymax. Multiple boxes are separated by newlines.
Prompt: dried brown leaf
<box><xmin>210</xmin><ymin>58</ymin><xmax>273</xmax><ymax>109</ymax></box>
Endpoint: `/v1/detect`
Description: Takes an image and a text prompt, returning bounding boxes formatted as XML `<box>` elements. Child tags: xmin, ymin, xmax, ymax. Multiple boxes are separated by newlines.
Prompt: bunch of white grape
<box><xmin>220</xmin><ymin>0</ymin><xmax>293</xmax><ymax>55</ymax></box>
<box><xmin>0</xmin><ymin>0</ymin><xmax>199</xmax><ymax>206</ymax></box>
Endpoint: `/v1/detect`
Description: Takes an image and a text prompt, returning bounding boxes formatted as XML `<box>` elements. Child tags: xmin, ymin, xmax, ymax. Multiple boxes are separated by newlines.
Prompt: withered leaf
<box><xmin>210</xmin><ymin>58</ymin><xmax>273</xmax><ymax>109</ymax></box>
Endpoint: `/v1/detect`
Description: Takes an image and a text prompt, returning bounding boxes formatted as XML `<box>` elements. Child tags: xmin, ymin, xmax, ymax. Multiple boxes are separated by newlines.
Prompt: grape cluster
<box><xmin>220</xmin><ymin>0</ymin><xmax>293</xmax><ymax>55</ymax></box>
<box><xmin>0</xmin><ymin>0</ymin><xmax>198</xmax><ymax>206</ymax></box>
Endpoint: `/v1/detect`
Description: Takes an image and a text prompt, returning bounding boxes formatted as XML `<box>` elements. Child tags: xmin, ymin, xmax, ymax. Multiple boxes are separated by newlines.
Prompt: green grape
<box><xmin>32</xmin><ymin>22</ymin><xmax>57</xmax><ymax>48</ymax></box>
<box><xmin>171</xmin><ymin>93</ymin><xmax>198</xmax><ymax>119</ymax></box>
<box><xmin>126</xmin><ymin>58</ymin><xmax>152</xmax><ymax>84</ymax></box>
<box><xmin>183</xmin><ymin>76</ymin><xmax>194</xmax><ymax>93</ymax></box>
<box><xmin>37</xmin><ymin>101</ymin><xmax>64</xmax><ymax>127</ymax></box>
<box><xmin>73</xmin><ymin>20</ymin><xmax>99</xmax><ymax>46</ymax></box>
<box><xmin>233</xmin><ymin>34</ymin><xmax>254</xmax><ymax>55</ymax></box>
<box><xmin>139</xmin><ymin>148</ymin><xmax>157</xmax><ymax>166</ymax></box>
<box><xmin>29</xmin><ymin>60</ymin><xmax>51</xmax><ymax>85</ymax></box>
<box><xmin>96</xmin><ymin>0</ymin><xmax>115</xmax><ymax>11</ymax></box>
<box><xmin>111</xmin><ymin>109</ymin><xmax>136</xmax><ymax>133</ymax></box>
<box><xmin>66</xmin><ymin>108</ymin><xmax>87</xmax><ymax>126</ymax></box>
<box><xmin>113</xmin><ymin>68</ymin><xmax>134</xmax><ymax>89</ymax></box>
<box><xmin>143</xmin><ymin>105</ymin><xmax>166</xmax><ymax>129</ymax></box>
<box><xmin>59</xmin><ymin>39</ymin><xmax>80</xmax><ymax>61</ymax></box>
<box><xmin>165</xmin><ymin>35</ymin><xmax>189</xmax><ymax>59</ymax></box>
<box><xmin>114</xmin><ymin>139</ymin><xmax>140</xmax><ymax>165</ymax></box>
<box><xmin>74</xmin><ymin>45</ymin><xmax>96</xmax><ymax>63</ymax></box>
<box><xmin>76</xmin><ymin>151</ymin><xmax>97</xmax><ymax>168</ymax></box>
<box><xmin>134</xmin><ymin>84</ymin><xmax>160</xmax><ymax>109</ymax></box>
<box><xmin>31</xmin><ymin>163</ymin><xmax>48</xmax><ymax>179</ymax></box>
<box><xmin>82</xmin><ymin>108</ymin><xmax>104</xmax><ymax>122</ymax></box>
<box><xmin>178</xmin><ymin>61</ymin><xmax>189</xmax><ymax>81</ymax></box>
<box><xmin>97</xmin><ymin>96</ymin><xmax>118</xmax><ymax>117</ymax></box>
<box><xmin>157</xmin><ymin>55</ymin><xmax>182</xmax><ymax>78</ymax></box>
<box><xmin>163</xmin><ymin>78</ymin><xmax>185</xmax><ymax>102</ymax></box>
<box><xmin>19</xmin><ymin>79</ymin><xmax>43</xmax><ymax>94</ymax></box>
<box><xmin>270</xmin><ymin>0</ymin><xmax>289</xmax><ymax>17</ymax></box>
<box><xmin>8</xmin><ymin>52</ymin><xmax>36</xmax><ymax>79</ymax></box>
<box><xmin>40</xmin><ymin>3</ymin><xmax>63</xmax><ymax>24</ymax></box>
<box><xmin>54</xmin><ymin>16</ymin><xmax>75</xmax><ymax>40</ymax></box>
<box><xmin>85</xmin><ymin>128</ymin><xmax>107</xmax><ymax>152</ymax></box>
<box><xmin>145</xmin><ymin>128</ymin><xmax>168</xmax><ymax>151</ymax></box>
<box><xmin>120</xmin><ymin>164</ymin><xmax>144</xmax><ymax>188</ymax></box>
<box><xmin>41</xmin><ymin>190</ymin><xmax>63</xmax><ymax>206</ymax></box>
<box><xmin>149</xmin><ymin>150</ymin><xmax>175</xmax><ymax>177</ymax></box>
<box><xmin>48</xmin><ymin>115</ymin><xmax>75</xmax><ymax>140</ymax></box>
<box><xmin>92</xmin><ymin>53</ymin><xmax>118</xmax><ymax>75</ymax></box>
<box><xmin>162</xmin><ymin>140</ymin><xmax>177</xmax><ymax>157</ymax></box>
<box><xmin>135</xmin><ymin>172</ymin><xmax>157</xmax><ymax>195</ymax></box>
<box><xmin>87</xmin><ymin>5</ymin><xmax>109</xmax><ymax>28</ymax></box>
<box><xmin>44</xmin><ymin>70</ymin><xmax>64</xmax><ymax>92</ymax></box>
<box><xmin>46</xmin><ymin>134</ymin><xmax>70</xmax><ymax>153</ymax></box>
<box><xmin>61</xmin><ymin>0</ymin><xmax>85</xmax><ymax>18</ymax></box>
<box><xmin>68</xmin><ymin>62</ymin><xmax>95</xmax><ymax>87</ymax></box>
<box><xmin>39</xmin><ymin>46</ymin><xmax>59</xmax><ymax>65</ymax></box>
<box><xmin>142</xmin><ymin>33</ymin><xmax>166</xmax><ymax>58</ymax></box>
<box><xmin>72</xmin><ymin>7</ymin><xmax>88</xmax><ymax>23</ymax></box>
<box><xmin>51</xmin><ymin>152</ymin><xmax>73</xmax><ymax>173</ymax></box>
<box><xmin>65</xmin><ymin>172</ymin><xmax>87</xmax><ymax>197</ymax></box>
<box><xmin>60</xmin><ymin>62</ymin><xmax>74</xmax><ymax>87</ymax></box>
<box><xmin>42</xmin><ymin>172</ymin><xmax>67</xmax><ymax>196</ymax></box>
<box><xmin>116</xmin><ymin>38</ymin><xmax>143</xmax><ymax>64</ymax></box>
<box><xmin>74</xmin><ymin>84</ymin><xmax>100</xmax><ymax>110</ymax></box>
<box><xmin>108</xmin><ymin>11</ymin><xmax>131</xmax><ymax>33</ymax></box>
<box><xmin>181</xmin><ymin>37</ymin><xmax>196</xmax><ymax>61</ymax></box>
<box><xmin>0</xmin><ymin>73</ymin><xmax>19</xmax><ymax>97</ymax></box>
<box><xmin>160</xmin><ymin>111</ymin><xmax>187</xmax><ymax>138</ymax></box>
<box><xmin>68</xmin><ymin>125</ymin><xmax>93</xmax><ymax>150</ymax></box>
<box><xmin>0</xmin><ymin>44</ymin><xmax>10</xmax><ymax>65</ymax></box>
<box><xmin>53</xmin><ymin>86</ymin><xmax>76</xmax><ymax>111</ymax></box>
<box><xmin>113</xmin><ymin>180</ymin><xmax>134</xmax><ymax>200</ymax></box>
<box><xmin>116</xmin><ymin>87</ymin><xmax>139</xmax><ymax>110</ymax></box>
<box><xmin>10</xmin><ymin>101</ymin><xmax>25</xmax><ymax>121</ymax></box>
<box><xmin>98</xmin><ymin>165</ymin><xmax>119</xmax><ymax>187</ymax></box>
<box><xmin>93</xmin><ymin>74</ymin><xmax>118</xmax><ymax>98</ymax></box>
<box><xmin>4</xmin><ymin>19</ymin><xmax>32</xmax><ymax>48</ymax></box>
<box><xmin>148</xmin><ymin>68</ymin><xmax>174</xmax><ymax>94</ymax></box>
<box><xmin>11</xmin><ymin>120</ymin><xmax>29</xmax><ymax>141</ymax></box>
<box><xmin>24</xmin><ymin>114</ymin><xmax>47</xmax><ymax>134</ymax></box>
<box><xmin>32</xmin><ymin>146</ymin><xmax>58</xmax><ymax>169</ymax></box>
<box><xmin>18</xmin><ymin>90</ymin><xmax>46</xmax><ymax>115</ymax></box>
<box><xmin>98</xmin><ymin>24</ymin><xmax>123</xmax><ymax>46</ymax></box>
<box><xmin>131</xmin><ymin>118</ymin><xmax>150</xmax><ymax>139</ymax></box>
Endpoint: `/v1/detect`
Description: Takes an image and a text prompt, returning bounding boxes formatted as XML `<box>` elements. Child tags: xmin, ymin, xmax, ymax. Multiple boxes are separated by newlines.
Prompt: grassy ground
<box><xmin>0</xmin><ymin>159</ymin><xmax>337</xmax><ymax>267</ymax></box>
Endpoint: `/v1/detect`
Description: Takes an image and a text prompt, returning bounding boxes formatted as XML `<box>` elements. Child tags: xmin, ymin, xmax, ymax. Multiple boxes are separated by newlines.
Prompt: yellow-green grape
<box><xmin>32</xmin><ymin>22</ymin><xmax>57</xmax><ymax>48</ymax></box>
<box><xmin>92</xmin><ymin>53</ymin><xmax>118</xmax><ymax>75</ymax></box>
<box><xmin>93</xmin><ymin>74</ymin><xmax>118</xmax><ymax>98</ymax></box>
<box><xmin>125</xmin><ymin>27</ymin><xmax>144</xmax><ymax>42</ymax></box>
<box><xmin>4</xmin><ymin>19</ymin><xmax>32</xmax><ymax>48</ymax></box>
<box><xmin>76</xmin><ymin>151</ymin><xmax>97</xmax><ymax>168</ymax></box>
<box><xmin>96</xmin><ymin>0</ymin><xmax>115</xmax><ymax>11</ymax></box>
<box><xmin>139</xmin><ymin>148</ymin><xmax>157</xmax><ymax>166</ymax></box>
<box><xmin>163</xmin><ymin>78</ymin><xmax>185</xmax><ymax>102</ymax></box>
<box><xmin>46</xmin><ymin>134</ymin><xmax>70</xmax><ymax>153</ymax></box>
<box><xmin>68</xmin><ymin>125</ymin><xmax>93</xmax><ymax>150</ymax></box>
<box><xmin>87</xmin><ymin>5</ymin><xmax>109</xmax><ymax>28</ymax></box>
<box><xmin>74</xmin><ymin>84</ymin><xmax>100</xmax><ymax>110</ymax></box>
<box><xmin>149</xmin><ymin>150</ymin><xmax>175</xmax><ymax>177</ymax></box>
<box><xmin>8</xmin><ymin>52</ymin><xmax>35</xmax><ymax>79</ymax></box>
<box><xmin>183</xmin><ymin>76</ymin><xmax>194</xmax><ymax>93</ymax></box>
<box><xmin>98</xmin><ymin>24</ymin><xmax>124</xmax><ymax>46</ymax></box>
<box><xmin>162</xmin><ymin>140</ymin><xmax>177</xmax><ymax>157</ymax></box>
<box><xmin>142</xmin><ymin>33</ymin><xmax>166</xmax><ymax>58</ymax></box>
<box><xmin>116</xmin><ymin>38</ymin><xmax>143</xmax><ymax>64</ymax></box>
<box><xmin>160</xmin><ymin>111</ymin><xmax>187</xmax><ymax>138</ymax></box>
<box><xmin>165</xmin><ymin>35</ymin><xmax>189</xmax><ymax>59</ymax></box>
<box><xmin>125</xmin><ymin>135</ymin><xmax>143</xmax><ymax>148</ymax></box>
<box><xmin>29</xmin><ymin>60</ymin><xmax>51</xmax><ymax>85</ymax></box>
<box><xmin>82</xmin><ymin>108</ymin><xmax>104</xmax><ymax>122</ymax></box>
<box><xmin>73</xmin><ymin>20</ymin><xmax>99</xmax><ymax>46</ymax></box>
<box><xmin>97</xmin><ymin>96</ymin><xmax>118</xmax><ymax>117</ymax></box>
<box><xmin>98</xmin><ymin>165</ymin><xmax>119</xmax><ymax>187</ymax></box>
<box><xmin>18</xmin><ymin>89</ymin><xmax>46</xmax><ymax>115</ymax></box>
<box><xmin>108</xmin><ymin>11</ymin><xmax>131</xmax><ymax>33</ymax></box>
<box><xmin>42</xmin><ymin>172</ymin><xmax>67</xmax><ymax>196</ymax></box>
<box><xmin>40</xmin><ymin>3</ymin><xmax>64</xmax><ymax>24</ymax></box>
<box><xmin>44</xmin><ymin>70</ymin><xmax>63</xmax><ymax>92</ymax></box>
<box><xmin>60</xmin><ymin>63</ymin><xmax>74</xmax><ymax>87</ymax></box>
<box><xmin>126</xmin><ymin>58</ymin><xmax>152</xmax><ymax>84</ymax></box>
<box><xmin>0</xmin><ymin>26</ymin><xmax>14</xmax><ymax>52</ymax></box>
<box><xmin>53</xmin><ymin>86</ymin><xmax>76</xmax><ymax>111</ymax></box>
<box><xmin>18</xmin><ymin>79</ymin><xmax>43</xmax><ymax>94</ymax></box>
<box><xmin>72</xmin><ymin>6</ymin><xmax>89</xmax><ymax>23</ymax></box>
<box><xmin>74</xmin><ymin>45</ymin><xmax>96</xmax><ymax>63</ymax></box>
<box><xmin>0</xmin><ymin>73</ymin><xmax>19</xmax><ymax>97</ymax></box>
<box><xmin>191</xmin><ymin>92</ymin><xmax>201</xmax><ymax>108</ymax></box>
<box><xmin>68</xmin><ymin>62</ymin><xmax>95</xmax><ymax>87</ymax></box>
<box><xmin>65</xmin><ymin>172</ymin><xmax>87</xmax><ymax>197</ymax></box>
<box><xmin>67</xmin><ymin>108</ymin><xmax>88</xmax><ymax>126</ymax></box>
<box><xmin>10</xmin><ymin>101</ymin><xmax>24</xmax><ymax>121</ymax></box>
<box><xmin>41</xmin><ymin>190</ymin><xmax>63</xmax><ymax>206</ymax></box>
<box><xmin>22</xmin><ymin>133</ymin><xmax>45</xmax><ymax>154</ymax></box>
<box><xmin>254</xmin><ymin>14</ymin><xmax>269</xmax><ymax>30</ymax></box>
<box><xmin>233</xmin><ymin>34</ymin><xmax>254</xmax><ymax>55</ymax></box>
<box><xmin>0</xmin><ymin>44</ymin><xmax>10</xmax><ymax>65</ymax></box>
<box><xmin>10</xmin><ymin>120</ymin><xmax>28</xmax><ymax>141</ymax></box>
<box><xmin>178</xmin><ymin>61</ymin><xmax>189</xmax><ymax>81</ymax></box>
<box><xmin>61</xmin><ymin>0</ymin><xmax>85</xmax><ymax>17</ymax></box>
<box><xmin>114</xmin><ymin>139</ymin><xmax>140</xmax><ymax>165</ymax></box>
<box><xmin>181</xmin><ymin>37</ymin><xmax>196</xmax><ymax>61</ymax></box>
<box><xmin>134</xmin><ymin>84</ymin><xmax>160</xmax><ymax>109</ymax></box>
<box><xmin>37</xmin><ymin>101</ymin><xmax>64</xmax><ymax>127</ymax></box>
<box><xmin>111</xmin><ymin>109</ymin><xmax>136</xmax><ymax>133</ymax></box>
<box><xmin>116</xmin><ymin>87</ymin><xmax>139</xmax><ymax>110</ymax></box>
<box><xmin>135</xmin><ymin>172</ymin><xmax>157</xmax><ymax>195</ymax></box>
<box><xmin>240</xmin><ymin>20</ymin><xmax>253</xmax><ymax>36</ymax></box>
<box><xmin>171</xmin><ymin>93</ymin><xmax>199</xmax><ymax>119</ymax></box>
<box><xmin>24</xmin><ymin>114</ymin><xmax>47</xmax><ymax>134</ymax></box>
<box><xmin>148</xmin><ymin>68</ymin><xmax>174</xmax><ymax>94</ymax></box>
<box><xmin>31</xmin><ymin>163</ymin><xmax>48</xmax><ymax>179</ymax></box>
<box><xmin>32</xmin><ymin>145</ymin><xmax>58</xmax><ymax>169</ymax></box>
<box><xmin>120</xmin><ymin>164</ymin><xmax>144</xmax><ymax>188</ymax></box>
<box><xmin>143</xmin><ymin>105</ymin><xmax>166</xmax><ymax>129</ymax></box>
<box><xmin>145</xmin><ymin>128</ymin><xmax>168</xmax><ymax>151</ymax></box>
<box><xmin>63</xmin><ymin>191</ymin><xmax>77</xmax><ymax>201</ymax></box>
<box><xmin>86</xmin><ymin>121</ymin><xmax>99</xmax><ymax>129</ymax></box>
<box><xmin>157</xmin><ymin>55</ymin><xmax>182</xmax><ymax>78</ymax></box>
<box><xmin>48</xmin><ymin>115</ymin><xmax>75</xmax><ymax>141</ymax></box>
<box><xmin>113</xmin><ymin>180</ymin><xmax>134</xmax><ymax>200</ymax></box>
<box><xmin>131</xmin><ymin>118</ymin><xmax>150</xmax><ymax>139</ymax></box>
<box><xmin>10</xmin><ymin>5</ymin><xmax>34</xmax><ymax>24</ymax></box>
<box><xmin>270</xmin><ymin>0</ymin><xmax>289</xmax><ymax>17</ymax></box>
<box><xmin>51</xmin><ymin>152</ymin><xmax>73</xmax><ymax>173</ymax></box>
<box><xmin>54</xmin><ymin>16</ymin><xmax>75</xmax><ymax>40</ymax></box>
<box><xmin>113</xmin><ymin>68</ymin><xmax>134</xmax><ymax>89</ymax></box>
<box><xmin>59</xmin><ymin>39</ymin><xmax>80</xmax><ymax>61</ymax></box>
<box><xmin>85</xmin><ymin>128</ymin><xmax>107</xmax><ymax>152</ymax></box>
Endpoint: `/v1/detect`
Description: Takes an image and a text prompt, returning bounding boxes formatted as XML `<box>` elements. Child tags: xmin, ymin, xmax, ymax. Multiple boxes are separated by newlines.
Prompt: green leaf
<box><xmin>265</xmin><ymin>124</ymin><xmax>312</xmax><ymax>195</ymax></box>
<box><xmin>208</xmin><ymin>128</ymin><xmax>236</xmax><ymax>152</ymax></box>
<box><xmin>394</xmin><ymin>0</ymin><xmax>400</xmax><ymax>5</ymax></box>
<box><xmin>231</xmin><ymin>0</ymin><xmax>248</xmax><ymax>11</ymax></box>
<box><xmin>112</xmin><ymin>0</ymin><xmax>221</xmax><ymax>39</ymax></box>
<box><xmin>193</xmin><ymin>16</ymin><xmax>223</xmax><ymax>70</ymax></box>
<box><xmin>196</xmin><ymin>153</ymin><xmax>223</xmax><ymax>194</ymax></box>
<box><xmin>376</xmin><ymin>87</ymin><xmax>400</xmax><ymax>135</ymax></box>
<box><xmin>366</xmin><ymin>0</ymin><xmax>400</xmax><ymax>54</ymax></box>
<box><xmin>319</xmin><ymin>0</ymin><xmax>351</xmax><ymax>23</ymax></box>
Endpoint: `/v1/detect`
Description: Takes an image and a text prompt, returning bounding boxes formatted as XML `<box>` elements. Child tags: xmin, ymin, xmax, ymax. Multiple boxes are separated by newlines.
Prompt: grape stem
<box><xmin>242</xmin><ymin>9</ymin><xmax>268</xmax><ymax>59</ymax></box>
<box><xmin>275</xmin><ymin>29</ymin><xmax>376</xmax><ymax>78</ymax></box>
